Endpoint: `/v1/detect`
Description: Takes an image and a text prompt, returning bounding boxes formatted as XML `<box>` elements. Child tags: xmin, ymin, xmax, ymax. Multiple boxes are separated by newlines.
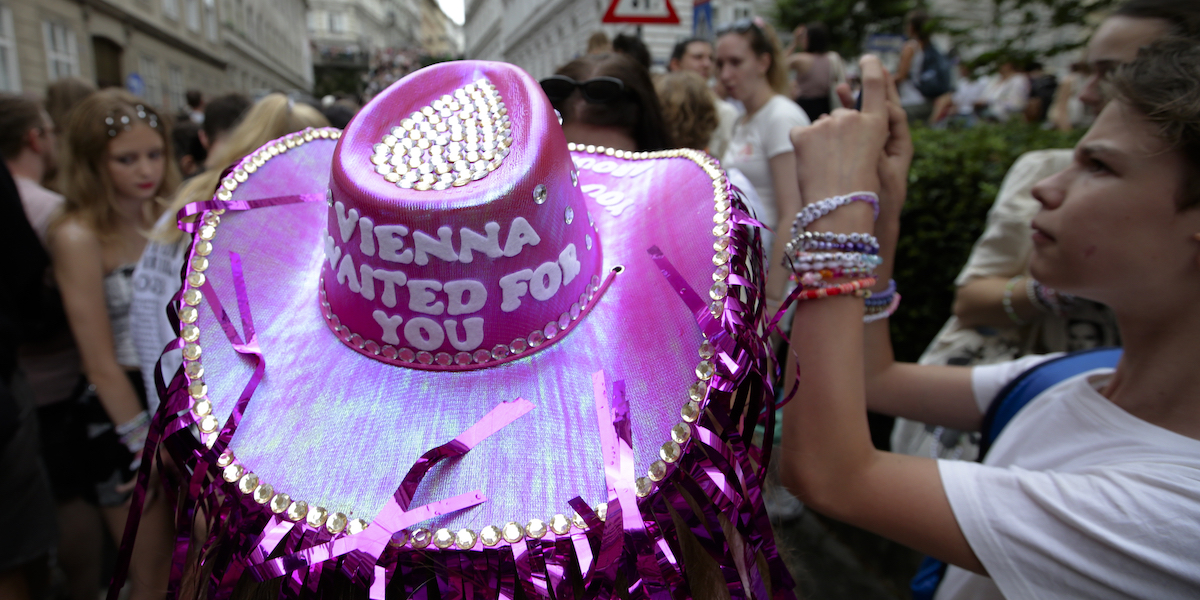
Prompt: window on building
<box><xmin>168</xmin><ymin>65</ymin><xmax>185</xmax><ymax>112</ymax></box>
<box><xmin>185</xmin><ymin>0</ymin><xmax>201</xmax><ymax>31</ymax></box>
<box><xmin>329</xmin><ymin>12</ymin><xmax>345</xmax><ymax>33</ymax></box>
<box><xmin>204</xmin><ymin>0</ymin><xmax>218</xmax><ymax>42</ymax></box>
<box><xmin>42</xmin><ymin>21</ymin><xmax>79</xmax><ymax>81</ymax></box>
<box><xmin>0</xmin><ymin>6</ymin><xmax>19</xmax><ymax>92</ymax></box>
<box><xmin>139</xmin><ymin>55</ymin><xmax>161</xmax><ymax>107</ymax></box>
<box><xmin>163</xmin><ymin>0</ymin><xmax>179</xmax><ymax>19</ymax></box>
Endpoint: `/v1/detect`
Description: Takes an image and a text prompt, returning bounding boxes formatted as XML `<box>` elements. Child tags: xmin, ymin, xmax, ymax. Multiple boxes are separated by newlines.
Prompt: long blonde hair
<box><xmin>154</xmin><ymin>93</ymin><xmax>330</xmax><ymax>242</ymax></box>
<box><xmin>56</xmin><ymin>89</ymin><xmax>180</xmax><ymax>241</ymax></box>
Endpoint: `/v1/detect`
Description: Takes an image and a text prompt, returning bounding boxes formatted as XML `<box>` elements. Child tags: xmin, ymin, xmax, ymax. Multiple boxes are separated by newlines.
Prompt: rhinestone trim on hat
<box><xmin>185</xmin><ymin>134</ymin><xmax>742</xmax><ymax>551</ymax></box>
<box><xmin>370</xmin><ymin>79</ymin><xmax>513</xmax><ymax>191</ymax></box>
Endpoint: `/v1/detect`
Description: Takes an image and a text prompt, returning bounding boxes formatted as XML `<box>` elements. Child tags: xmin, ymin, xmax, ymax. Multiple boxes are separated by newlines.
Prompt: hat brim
<box><xmin>181</xmin><ymin>134</ymin><xmax>759</xmax><ymax>539</ymax></box>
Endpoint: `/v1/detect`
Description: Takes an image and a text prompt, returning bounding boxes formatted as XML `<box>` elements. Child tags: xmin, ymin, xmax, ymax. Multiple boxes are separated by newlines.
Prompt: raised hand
<box><xmin>790</xmin><ymin>55</ymin><xmax>892</xmax><ymax>232</ymax></box>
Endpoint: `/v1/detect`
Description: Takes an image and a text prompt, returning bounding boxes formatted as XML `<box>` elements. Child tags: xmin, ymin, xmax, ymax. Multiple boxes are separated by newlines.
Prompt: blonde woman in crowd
<box><xmin>50</xmin><ymin>88</ymin><xmax>178</xmax><ymax>600</ymax></box>
<box><xmin>131</xmin><ymin>94</ymin><xmax>329</xmax><ymax>406</ymax></box>
<box><xmin>716</xmin><ymin>17</ymin><xmax>810</xmax><ymax>311</ymax></box>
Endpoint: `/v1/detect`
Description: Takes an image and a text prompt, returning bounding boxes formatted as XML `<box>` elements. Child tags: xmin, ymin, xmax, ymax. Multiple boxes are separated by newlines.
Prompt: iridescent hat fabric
<box><xmin>125</xmin><ymin>60</ymin><xmax>794</xmax><ymax>599</ymax></box>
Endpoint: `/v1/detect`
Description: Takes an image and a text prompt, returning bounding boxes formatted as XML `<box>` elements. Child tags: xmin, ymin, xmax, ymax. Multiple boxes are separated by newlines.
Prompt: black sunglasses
<box><xmin>716</xmin><ymin>17</ymin><xmax>763</xmax><ymax>36</ymax></box>
<box><xmin>540</xmin><ymin>75</ymin><xmax>627</xmax><ymax>104</ymax></box>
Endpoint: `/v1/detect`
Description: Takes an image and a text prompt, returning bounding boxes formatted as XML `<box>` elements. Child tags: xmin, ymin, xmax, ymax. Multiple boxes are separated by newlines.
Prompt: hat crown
<box><xmin>321</xmin><ymin>61</ymin><xmax>603</xmax><ymax>369</ymax></box>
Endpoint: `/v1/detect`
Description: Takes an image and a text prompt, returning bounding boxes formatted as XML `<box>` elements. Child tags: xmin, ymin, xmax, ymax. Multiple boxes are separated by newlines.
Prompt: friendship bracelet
<box><xmin>864</xmin><ymin>292</ymin><xmax>901</xmax><ymax>323</ymax></box>
<box><xmin>794</xmin><ymin>276</ymin><xmax>877</xmax><ymax>302</ymax></box>
<box><xmin>863</xmin><ymin>279</ymin><xmax>897</xmax><ymax>307</ymax></box>
<box><xmin>116</xmin><ymin>410</ymin><xmax>151</xmax><ymax>454</ymax></box>
<box><xmin>1002</xmin><ymin>275</ymin><xmax>1027</xmax><ymax>326</ymax></box>
<box><xmin>1027</xmin><ymin>278</ymin><xmax>1075</xmax><ymax>317</ymax></box>
<box><xmin>790</xmin><ymin>192</ymin><xmax>881</xmax><ymax>236</ymax></box>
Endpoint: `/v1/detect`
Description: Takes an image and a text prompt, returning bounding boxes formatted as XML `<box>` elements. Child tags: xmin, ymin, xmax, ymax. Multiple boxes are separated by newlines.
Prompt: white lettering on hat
<box><xmin>372</xmin><ymin>310</ymin><xmax>403</xmax><ymax>345</ymax></box>
<box><xmin>335</xmin><ymin>201</ymin><xmax>360</xmax><ymax>243</ymax></box>
<box><xmin>324</xmin><ymin>233</ymin><xmax>342</xmax><ymax>271</ymax></box>
<box><xmin>571</xmin><ymin>156</ymin><xmax>653</xmax><ymax>179</ymax></box>
<box><xmin>407</xmin><ymin>279</ymin><xmax>444</xmax><ymax>315</ymax></box>
<box><xmin>502</xmin><ymin>217</ymin><xmax>541</xmax><ymax>257</ymax></box>
<box><xmin>358</xmin><ymin>216</ymin><xmax>376</xmax><ymax>256</ymax></box>
<box><xmin>499</xmin><ymin>269</ymin><xmax>533</xmax><ymax>312</ymax></box>
<box><xmin>413</xmin><ymin>226</ymin><xmax>459</xmax><ymax>265</ymax></box>
<box><xmin>558</xmin><ymin>243</ymin><xmax>580</xmax><ymax>285</ymax></box>
<box><xmin>404</xmin><ymin>317</ymin><xmax>445</xmax><ymax>350</ymax></box>
<box><xmin>580</xmin><ymin>184</ymin><xmax>634</xmax><ymax>217</ymax></box>
<box><xmin>445</xmin><ymin>280</ymin><xmax>487</xmax><ymax>315</ymax></box>
<box><xmin>375</xmin><ymin>225</ymin><xmax>414</xmax><ymax>264</ymax></box>
<box><xmin>373</xmin><ymin>269</ymin><xmax>408</xmax><ymax>308</ymax></box>
<box><xmin>359</xmin><ymin>264</ymin><xmax>375</xmax><ymax>300</ymax></box>
<box><xmin>336</xmin><ymin>254</ymin><xmax>360</xmax><ymax>292</ymax></box>
<box><xmin>529</xmin><ymin>261</ymin><xmax>562</xmax><ymax>301</ymax></box>
<box><xmin>444</xmin><ymin>318</ymin><xmax>485</xmax><ymax>351</ymax></box>
<box><xmin>458</xmin><ymin>222</ymin><xmax>504</xmax><ymax>263</ymax></box>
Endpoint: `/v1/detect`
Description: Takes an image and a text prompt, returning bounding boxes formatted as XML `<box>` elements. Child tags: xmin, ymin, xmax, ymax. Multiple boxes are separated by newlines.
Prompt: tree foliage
<box><xmin>773</xmin><ymin>0</ymin><xmax>915</xmax><ymax>59</ymax></box>
<box><xmin>949</xmin><ymin>0</ymin><xmax>1119</xmax><ymax>66</ymax></box>
<box><xmin>774</xmin><ymin>0</ymin><xmax>1118</xmax><ymax>64</ymax></box>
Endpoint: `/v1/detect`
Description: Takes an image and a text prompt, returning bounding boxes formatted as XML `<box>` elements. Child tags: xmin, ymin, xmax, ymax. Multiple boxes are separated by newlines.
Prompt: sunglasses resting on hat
<box><xmin>539</xmin><ymin>75</ymin><xmax>628</xmax><ymax>104</ymax></box>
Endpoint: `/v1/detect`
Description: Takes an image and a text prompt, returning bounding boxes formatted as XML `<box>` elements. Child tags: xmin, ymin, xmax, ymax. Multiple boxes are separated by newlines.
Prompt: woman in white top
<box><xmin>781</xmin><ymin>40</ymin><xmax>1200</xmax><ymax>599</ymax></box>
<box><xmin>716</xmin><ymin>17</ymin><xmax>810</xmax><ymax>309</ymax></box>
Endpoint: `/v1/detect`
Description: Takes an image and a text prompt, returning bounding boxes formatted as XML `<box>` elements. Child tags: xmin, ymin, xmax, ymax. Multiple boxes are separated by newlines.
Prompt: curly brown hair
<box><xmin>1110</xmin><ymin>37</ymin><xmax>1200</xmax><ymax>210</ymax></box>
<box><xmin>655</xmin><ymin>71</ymin><xmax>718</xmax><ymax>151</ymax></box>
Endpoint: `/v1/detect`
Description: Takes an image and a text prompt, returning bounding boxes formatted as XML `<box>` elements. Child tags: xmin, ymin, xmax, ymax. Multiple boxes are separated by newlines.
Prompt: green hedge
<box><xmin>888</xmin><ymin>123</ymin><xmax>1086</xmax><ymax>362</ymax></box>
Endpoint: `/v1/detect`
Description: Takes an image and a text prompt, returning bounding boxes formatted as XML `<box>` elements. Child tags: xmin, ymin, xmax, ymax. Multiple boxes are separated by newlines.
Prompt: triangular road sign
<box><xmin>602</xmin><ymin>0</ymin><xmax>681</xmax><ymax>24</ymax></box>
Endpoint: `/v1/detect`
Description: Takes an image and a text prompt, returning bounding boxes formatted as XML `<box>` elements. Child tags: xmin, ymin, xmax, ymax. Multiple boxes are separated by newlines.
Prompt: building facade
<box><xmin>2</xmin><ymin>0</ymin><xmax>310</xmax><ymax>111</ymax></box>
<box><xmin>464</xmin><ymin>0</ymin><xmax>773</xmax><ymax>80</ymax></box>
<box><xmin>221</xmin><ymin>0</ymin><xmax>313</xmax><ymax>94</ymax></box>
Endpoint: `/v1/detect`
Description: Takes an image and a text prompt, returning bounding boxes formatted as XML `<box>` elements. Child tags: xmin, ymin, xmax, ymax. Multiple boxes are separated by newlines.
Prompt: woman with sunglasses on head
<box><xmin>716</xmin><ymin>18</ymin><xmax>810</xmax><ymax>313</ymax></box>
<box><xmin>781</xmin><ymin>40</ymin><xmax>1200</xmax><ymax>599</ymax></box>
<box><xmin>542</xmin><ymin>52</ymin><xmax>671</xmax><ymax>152</ymax></box>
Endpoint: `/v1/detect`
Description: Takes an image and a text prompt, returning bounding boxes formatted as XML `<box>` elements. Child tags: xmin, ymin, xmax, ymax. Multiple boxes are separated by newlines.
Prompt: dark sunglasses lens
<box><xmin>541</xmin><ymin>79</ymin><xmax>574</xmax><ymax>102</ymax></box>
<box><xmin>581</xmin><ymin>80</ymin><xmax>623</xmax><ymax>103</ymax></box>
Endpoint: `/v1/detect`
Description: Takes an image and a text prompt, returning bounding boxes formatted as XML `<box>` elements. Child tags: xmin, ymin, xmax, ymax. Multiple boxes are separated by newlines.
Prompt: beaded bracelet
<box><xmin>1003</xmin><ymin>275</ymin><xmax>1027</xmax><ymax>326</ymax></box>
<box><xmin>794</xmin><ymin>276</ymin><xmax>877</xmax><ymax>302</ymax></box>
<box><xmin>792</xmin><ymin>252</ymin><xmax>883</xmax><ymax>273</ymax></box>
<box><xmin>787</xmin><ymin>231</ymin><xmax>880</xmax><ymax>254</ymax></box>
<box><xmin>864</xmin><ymin>292</ymin><xmax>901</xmax><ymax>323</ymax></box>
<box><xmin>789</xmin><ymin>267</ymin><xmax>876</xmax><ymax>285</ymax></box>
<box><xmin>790</xmin><ymin>192</ymin><xmax>881</xmax><ymax>236</ymax></box>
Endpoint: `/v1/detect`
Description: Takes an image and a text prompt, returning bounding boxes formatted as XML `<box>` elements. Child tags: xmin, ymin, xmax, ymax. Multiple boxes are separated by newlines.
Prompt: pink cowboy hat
<box><xmin>121</xmin><ymin>60</ymin><xmax>793</xmax><ymax>598</ymax></box>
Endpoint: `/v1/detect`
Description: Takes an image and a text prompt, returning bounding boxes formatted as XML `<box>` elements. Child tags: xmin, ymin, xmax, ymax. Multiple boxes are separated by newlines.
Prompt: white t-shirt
<box><xmin>936</xmin><ymin>355</ymin><xmax>1200</xmax><ymax>600</ymax></box>
<box><xmin>15</xmin><ymin>176</ymin><xmax>63</xmax><ymax>247</ymax></box>
<box><xmin>982</xmin><ymin>74</ymin><xmax>1030</xmax><ymax>122</ymax></box>
<box><xmin>720</xmin><ymin>94</ymin><xmax>809</xmax><ymax>232</ymax></box>
<box><xmin>130</xmin><ymin>228</ymin><xmax>189</xmax><ymax>413</ymax></box>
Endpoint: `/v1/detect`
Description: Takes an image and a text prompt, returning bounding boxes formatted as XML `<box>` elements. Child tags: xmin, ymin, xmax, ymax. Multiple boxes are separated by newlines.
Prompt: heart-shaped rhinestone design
<box><xmin>369</xmin><ymin>78</ymin><xmax>513</xmax><ymax>191</ymax></box>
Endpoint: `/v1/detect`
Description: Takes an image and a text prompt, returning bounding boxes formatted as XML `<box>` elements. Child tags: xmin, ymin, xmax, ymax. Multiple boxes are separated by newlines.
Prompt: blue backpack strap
<box><xmin>978</xmin><ymin>347</ymin><xmax>1122</xmax><ymax>460</ymax></box>
<box><xmin>910</xmin><ymin>347</ymin><xmax>1122</xmax><ymax>599</ymax></box>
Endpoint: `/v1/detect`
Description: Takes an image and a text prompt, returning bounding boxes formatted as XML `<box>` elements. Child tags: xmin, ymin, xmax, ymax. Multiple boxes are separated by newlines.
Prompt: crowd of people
<box><xmin>1</xmin><ymin>0</ymin><xmax>1198</xmax><ymax>598</ymax></box>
